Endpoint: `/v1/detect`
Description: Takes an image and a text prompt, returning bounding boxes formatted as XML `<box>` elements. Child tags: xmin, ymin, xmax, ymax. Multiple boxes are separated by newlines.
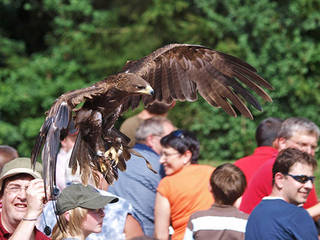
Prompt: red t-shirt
<box><xmin>0</xmin><ymin>214</ymin><xmax>50</xmax><ymax>240</ymax></box>
<box><xmin>240</xmin><ymin>156</ymin><xmax>318</xmax><ymax>214</ymax></box>
<box><xmin>234</xmin><ymin>146</ymin><xmax>278</xmax><ymax>183</ymax></box>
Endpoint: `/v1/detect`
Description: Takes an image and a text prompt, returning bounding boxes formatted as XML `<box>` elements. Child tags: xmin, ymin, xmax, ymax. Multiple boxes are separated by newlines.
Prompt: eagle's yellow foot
<box><xmin>100</xmin><ymin>162</ymin><xmax>107</xmax><ymax>173</ymax></box>
<box><xmin>105</xmin><ymin>147</ymin><xmax>119</xmax><ymax>164</ymax></box>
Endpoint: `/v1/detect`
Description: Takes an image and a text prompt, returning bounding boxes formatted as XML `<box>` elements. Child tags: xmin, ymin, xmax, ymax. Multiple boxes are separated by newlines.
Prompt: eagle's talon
<box><xmin>105</xmin><ymin>147</ymin><xmax>119</xmax><ymax>165</ymax></box>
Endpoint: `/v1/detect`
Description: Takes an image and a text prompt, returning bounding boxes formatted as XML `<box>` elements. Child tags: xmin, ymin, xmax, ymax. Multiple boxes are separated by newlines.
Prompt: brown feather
<box><xmin>32</xmin><ymin>43</ymin><xmax>272</xmax><ymax>213</ymax></box>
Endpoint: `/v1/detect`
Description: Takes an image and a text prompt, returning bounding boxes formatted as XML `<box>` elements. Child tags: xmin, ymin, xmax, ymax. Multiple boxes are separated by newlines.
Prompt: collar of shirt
<box><xmin>134</xmin><ymin>143</ymin><xmax>159</xmax><ymax>156</ymax></box>
<box><xmin>0</xmin><ymin>214</ymin><xmax>12</xmax><ymax>239</ymax></box>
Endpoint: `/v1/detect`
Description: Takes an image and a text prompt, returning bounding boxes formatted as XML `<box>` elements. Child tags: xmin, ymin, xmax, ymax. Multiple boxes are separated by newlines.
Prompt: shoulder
<box><xmin>158</xmin><ymin>169</ymin><xmax>182</xmax><ymax>186</ymax></box>
<box><xmin>158</xmin><ymin>175</ymin><xmax>171</xmax><ymax>188</ymax></box>
<box><xmin>258</xmin><ymin>155</ymin><xmax>277</xmax><ymax>171</ymax></box>
<box><xmin>252</xmin><ymin>199</ymin><xmax>304</xmax><ymax>217</ymax></box>
<box><xmin>192</xmin><ymin>206</ymin><xmax>248</xmax><ymax>219</ymax></box>
<box><xmin>285</xmin><ymin>205</ymin><xmax>318</xmax><ymax>237</ymax></box>
<box><xmin>158</xmin><ymin>165</ymin><xmax>214</xmax><ymax>188</ymax></box>
<box><xmin>101</xmin><ymin>190</ymin><xmax>133</xmax><ymax>212</ymax></box>
<box><xmin>132</xmin><ymin>145</ymin><xmax>159</xmax><ymax>161</ymax></box>
<box><xmin>248</xmin><ymin>157</ymin><xmax>275</xmax><ymax>186</ymax></box>
<box><xmin>184</xmin><ymin>164</ymin><xmax>214</xmax><ymax>175</ymax></box>
<box><xmin>189</xmin><ymin>208</ymin><xmax>212</xmax><ymax>220</ymax></box>
<box><xmin>120</xmin><ymin>115</ymin><xmax>142</xmax><ymax>129</ymax></box>
<box><xmin>234</xmin><ymin>153</ymin><xmax>254</xmax><ymax>166</ymax></box>
<box><xmin>157</xmin><ymin>174</ymin><xmax>176</xmax><ymax>196</ymax></box>
<box><xmin>231</xmin><ymin>208</ymin><xmax>249</xmax><ymax>219</ymax></box>
<box><xmin>289</xmin><ymin>205</ymin><xmax>313</xmax><ymax>219</ymax></box>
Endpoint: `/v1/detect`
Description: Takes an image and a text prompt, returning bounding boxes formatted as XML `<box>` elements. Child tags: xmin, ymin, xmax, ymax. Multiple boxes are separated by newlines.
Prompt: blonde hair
<box><xmin>52</xmin><ymin>207</ymin><xmax>88</xmax><ymax>240</ymax></box>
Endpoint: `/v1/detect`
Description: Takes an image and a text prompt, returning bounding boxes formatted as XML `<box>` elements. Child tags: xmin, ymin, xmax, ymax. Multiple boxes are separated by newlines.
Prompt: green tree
<box><xmin>0</xmin><ymin>0</ymin><xmax>319</xmax><ymax>162</ymax></box>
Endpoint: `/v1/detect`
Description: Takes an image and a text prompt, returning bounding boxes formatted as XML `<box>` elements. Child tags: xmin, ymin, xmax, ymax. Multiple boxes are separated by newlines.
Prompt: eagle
<box><xmin>31</xmin><ymin>43</ymin><xmax>273</xmax><ymax>199</ymax></box>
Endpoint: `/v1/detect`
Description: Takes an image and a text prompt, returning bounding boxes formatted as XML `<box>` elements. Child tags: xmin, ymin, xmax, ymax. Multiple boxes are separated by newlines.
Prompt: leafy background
<box><xmin>1</xmin><ymin>0</ymin><xmax>320</xmax><ymax>164</ymax></box>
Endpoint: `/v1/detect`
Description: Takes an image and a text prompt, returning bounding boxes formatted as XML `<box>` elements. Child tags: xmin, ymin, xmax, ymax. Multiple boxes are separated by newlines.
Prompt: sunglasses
<box><xmin>286</xmin><ymin>174</ymin><xmax>315</xmax><ymax>184</ymax></box>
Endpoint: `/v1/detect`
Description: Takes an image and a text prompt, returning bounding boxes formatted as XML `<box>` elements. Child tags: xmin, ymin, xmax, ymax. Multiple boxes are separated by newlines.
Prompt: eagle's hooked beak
<box><xmin>137</xmin><ymin>85</ymin><xmax>154</xmax><ymax>95</ymax></box>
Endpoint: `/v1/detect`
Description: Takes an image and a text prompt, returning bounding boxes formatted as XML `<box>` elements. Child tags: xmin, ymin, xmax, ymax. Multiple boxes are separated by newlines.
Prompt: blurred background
<box><xmin>0</xmin><ymin>0</ymin><xmax>319</xmax><ymax>164</ymax></box>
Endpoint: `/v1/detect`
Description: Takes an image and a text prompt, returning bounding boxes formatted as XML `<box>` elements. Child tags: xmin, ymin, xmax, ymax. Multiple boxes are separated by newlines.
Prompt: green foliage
<box><xmin>0</xmin><ymin>0</ymin><xmax>320</xmax><ymax>162</ymax></box>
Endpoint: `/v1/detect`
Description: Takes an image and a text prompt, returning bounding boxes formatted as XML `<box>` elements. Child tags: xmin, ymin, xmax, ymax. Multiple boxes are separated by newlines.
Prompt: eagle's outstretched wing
<box><xmin>121</xmin><ymin>44</ymin><xmax>272</xmax><ymax>119</ymax></box>
<box><xmin>32</xmin><ymin>43</ymin><xmax>273</xmax><ymax>203</ymax></box>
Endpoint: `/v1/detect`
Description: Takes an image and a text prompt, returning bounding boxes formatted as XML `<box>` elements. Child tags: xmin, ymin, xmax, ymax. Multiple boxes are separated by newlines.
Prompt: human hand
<box><xmin>24</xmin><ymin>179</ymin><xmax>46</xmax><ymax>219</ymax></box>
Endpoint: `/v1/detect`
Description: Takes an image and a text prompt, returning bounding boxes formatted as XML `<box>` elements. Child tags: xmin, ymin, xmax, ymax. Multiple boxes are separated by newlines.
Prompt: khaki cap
<box><xmin>0</xmin><ymin>157</ymin><xmax>42</xmax><ymax>191</ymax></box>
<box><xmin>56</xmin><ymin>184</ymin><xmax>118</xmax><ymax>215</ymax></box>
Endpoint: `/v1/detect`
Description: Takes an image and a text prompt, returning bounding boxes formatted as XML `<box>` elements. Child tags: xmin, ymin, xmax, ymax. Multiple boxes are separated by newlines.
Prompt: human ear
<box><xmin>183</xmin><ymin>150</ymin><xmax>192</xmax><ymax>164</ymax></box>
<box><xmin>274</xmin><ymin>172</ymin><xmax>285</xmax><ymax>189</ymax></box>
<box><xmin>277</xmin><ymin>137</ymin><xmax>288</xmax><ymax>151</ymax></box>
<box><xmin>272</xmin><ymin>138</ymin><xmax>280</xmax><ymax>149</ymax></box>
<box><xmin>145</xmin><ymin>135</ymin><xmax>155</xmax><ymax>148</ymax></box>
<box><xmin>64</xmin><ymin>211</ymin><xmax>70</xmax><ymax>222</ymax></box>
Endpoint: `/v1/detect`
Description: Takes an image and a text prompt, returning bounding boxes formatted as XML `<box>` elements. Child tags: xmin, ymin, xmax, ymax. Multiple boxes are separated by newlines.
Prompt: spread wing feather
<box><xmin>122</xmin><ymin>44</ymin><xmax>273</xmax><ymax>119</ymax></box>
<box><xmin>32</xmin><ymin>43</ymin><xmax>272</xmax><ymax>223</ymax></box>
<box><xmin>31</xmin><ymin>84</ymin><xmax>111</xmax><ymax>198</ymax></box>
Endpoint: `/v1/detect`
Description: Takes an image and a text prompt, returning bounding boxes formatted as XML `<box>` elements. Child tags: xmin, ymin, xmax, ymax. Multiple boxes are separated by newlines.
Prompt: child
<box><xmin>51</xmin><ymin>184</ymin><xmax>118</xmax><ymax>240</ymax></box>
<box><xmin>184</xmin><ymin>163</ymin><xmax>248</xmax><ymax>240</ymax></box>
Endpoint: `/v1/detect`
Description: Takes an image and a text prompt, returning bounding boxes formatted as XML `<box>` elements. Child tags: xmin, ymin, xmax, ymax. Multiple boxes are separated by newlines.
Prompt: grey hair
<box><xmin>278</xmin><ymin>117</ymin><xmax>320</xmax><ymax>140</ymax></box>
<box><xmin>135</xmin><ymin>117</ymin><xmax>172</xmax><ymax>143</ymax></box>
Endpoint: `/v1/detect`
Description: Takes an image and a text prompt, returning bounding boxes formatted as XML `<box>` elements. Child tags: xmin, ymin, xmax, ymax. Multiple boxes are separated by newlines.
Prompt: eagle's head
<box><xmin>116</xmin><ymin>73</ymin><xmax>154</xmax><ymax>95</ymax></box>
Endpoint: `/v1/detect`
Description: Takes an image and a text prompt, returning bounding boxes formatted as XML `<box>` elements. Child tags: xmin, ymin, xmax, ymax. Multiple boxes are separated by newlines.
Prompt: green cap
<box><xmin>0</xmin><ymin>157</ymin><xmax>42</xmax><ymax>191</ymax></box>
<box><xmin>56</xmin><ymin>184</ymin><xmax>118</xmax><ymax>215</ymax></box>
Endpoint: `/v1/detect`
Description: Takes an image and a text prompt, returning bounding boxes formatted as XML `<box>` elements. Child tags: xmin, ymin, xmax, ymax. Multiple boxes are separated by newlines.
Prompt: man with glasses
<box><xmin>240</xmin><ymin>117</ymin><xmax>320</xmax><ymax>215</ymax></box>
<box><xmin>245</xmin><ymin>148</ymin><xmax>318</xmax><ymax>239</ymax></box>
<box><xmin>0</xmin><ymin>157</ymin><xmax>50</xmax><ymax>239</ymax></box>
<box><xmin>108</xmin><ymin>117</ymin><xmax>175</xmax><ymax>236</ymax></box>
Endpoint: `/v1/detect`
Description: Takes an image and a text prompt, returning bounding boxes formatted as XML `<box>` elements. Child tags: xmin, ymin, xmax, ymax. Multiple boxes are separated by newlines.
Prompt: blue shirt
<box><xmin>245</xmin><ymin>197</ymin><xmax>318</xmax><ymax>240</ymax></box>
<box><xmin>37</xmin><ymin>190</ymin><xmax>133</xmax><ymax>240</ymax></box>
<box><xmin>108</xmin><ymin>143</ymin><xmax>164</xmax><ymax>236</ymax></box>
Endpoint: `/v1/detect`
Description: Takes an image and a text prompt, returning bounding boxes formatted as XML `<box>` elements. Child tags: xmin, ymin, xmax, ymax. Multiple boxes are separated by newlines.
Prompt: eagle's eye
<box><xmin>135</xmin><ymin>86</ymin><xmax>145</xmax><ymax>90</ymax></box>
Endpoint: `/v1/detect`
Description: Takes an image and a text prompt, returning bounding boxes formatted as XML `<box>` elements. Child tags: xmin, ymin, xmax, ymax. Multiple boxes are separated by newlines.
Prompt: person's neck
<box><xmin>1</xmin><ymin>212</ymin><xmax>19</xmax><ymax>234</ymax></box>
<box><xmin>66</xmin><ymin>234</ymin><xmax>85</xmax><ymax>240</ymax></box>
<box><xmin>81</xmin><ymin>230</ymin><xmax>90</xmax><ymax>240</ymax></box>
<box><xmin>269</xmin><ymin>189</ymin><xmax>287</xmax><ymax>202</ymax></box>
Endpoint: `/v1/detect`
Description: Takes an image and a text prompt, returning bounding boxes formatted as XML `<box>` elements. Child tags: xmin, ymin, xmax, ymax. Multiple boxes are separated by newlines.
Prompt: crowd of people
<box><xmin>0</xmin><ymin>101</ymin><xmax>320</xmax><ymax>240</ymax></box>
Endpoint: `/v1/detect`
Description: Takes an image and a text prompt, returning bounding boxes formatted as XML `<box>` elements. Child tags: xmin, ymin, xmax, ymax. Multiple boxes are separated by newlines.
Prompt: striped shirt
<box><xmin>184</xmin><ymin>204</ymin><xmax>248</xmax><ymax>240</ymax></box>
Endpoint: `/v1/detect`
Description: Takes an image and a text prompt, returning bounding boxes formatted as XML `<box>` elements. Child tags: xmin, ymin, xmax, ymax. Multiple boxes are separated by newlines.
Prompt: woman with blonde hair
<box><xmin>52</xmin><ymin>183</ymin><xmax>118</xmax><ymax>240</ymax></box>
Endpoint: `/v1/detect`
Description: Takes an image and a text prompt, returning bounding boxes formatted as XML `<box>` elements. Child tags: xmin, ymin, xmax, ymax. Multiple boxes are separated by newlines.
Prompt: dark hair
<box><xmin>60</xmin><ymin>121</ymin><xmax>78</xmax><ymax>140</ymax></box>
<box><xmin>160</xmin><ymin>130</ymin><xmax>199</xmax><ymax>163</ymax></box>
<box><xmin>272</xmin><ymin>148</ymin><xmax>317</xmax><ymax>184</ymax></box>
<box><xmin>210</xmin><ymin>163</ymin><xmax>246</xmax><ymax>205</ymax></box>
<box><xmin>145</xmin><ymin>101</ymin><xmax>173</xmax><ymax>115</ymax></box>
<box><xmin>255</xmin><ymin>117</ymin><xmax>283</xmax><ymax>146</ymax></box>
